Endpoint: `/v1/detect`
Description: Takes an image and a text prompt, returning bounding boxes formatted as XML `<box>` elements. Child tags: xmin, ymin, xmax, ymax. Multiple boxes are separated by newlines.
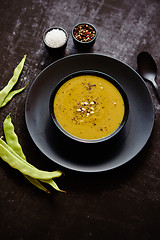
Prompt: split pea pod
<box><xmin>0</xmin><ymin>55</ymin><xmax>27</xmax><ymax>107</ymax></box>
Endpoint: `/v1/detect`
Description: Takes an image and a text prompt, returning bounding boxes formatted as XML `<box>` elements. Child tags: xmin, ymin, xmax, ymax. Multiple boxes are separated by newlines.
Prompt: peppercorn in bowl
<box><xmin>71</xmin><ymin>23</ymin><xmax>97</xmax><ymax>49</ymax></box>
<box><xmin>49</xmin><ymin>70</ymin><xmax>129</xmax><ymax>144</ymax></box>
<box><xmin>43</xmin><ymin>27</ymin><xmax>68</xmax><ymax>52</ymax></box>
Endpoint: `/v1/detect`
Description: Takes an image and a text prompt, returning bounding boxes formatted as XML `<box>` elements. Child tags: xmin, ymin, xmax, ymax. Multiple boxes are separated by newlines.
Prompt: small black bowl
<box><xmin>49</xmin><ymin>70</ymin><xmax>129</xmax><ymax>144</ymax></box>
<box><xmin>43</xmin><ymin>27</ymin><xmax>68</xmax><ymax>53</ymax></box>
<box><xmin>71</xmin><ymin>22</ymin><xmax>97</xmax><ymax>49</ymax></box>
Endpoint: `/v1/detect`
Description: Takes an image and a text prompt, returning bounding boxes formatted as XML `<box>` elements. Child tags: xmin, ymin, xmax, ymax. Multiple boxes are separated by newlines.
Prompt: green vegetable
<box><xmin>0</xmin><ymin>114</ymin><xmax>65</xmax><ymax>193</ymax></box>
<box><xmin>0</xmin><ymin>55</ymin><xmax>27</xmax><ymax>108</ymax></box>
<box><xmin>0</xmin><ymin>144</ymin><xmax>62</xmax><ymax>179</ymax></box>
<box><xmin>24</xmin><ymin>175</ymin><xmax>50</xmax><ymax>193</ymax></box>
<box><xmin>0</xmin><ymin>137</ymin><xmax>50</xmax><ymax>193</ymax></box>
<box><xmin>40</xmin><ymin>179</ymin><xmax>65</xmax><ymax>192</ymax></box>
<box><xmin>3</xmin><ymin>114</ymin><xmax>26</xmax><ymax>160</ymax></box>
<box><xmin>1</xmin><ymin>84</ymin><xmax>28</xmax><ymax>108</ymax></box>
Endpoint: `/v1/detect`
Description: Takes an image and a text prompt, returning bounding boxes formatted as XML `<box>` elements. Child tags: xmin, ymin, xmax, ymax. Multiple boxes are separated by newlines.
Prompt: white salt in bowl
<box><xmin>43</xmin><ymin>27</ymin><xmax>68</xmax><ymax>52</ymax></box>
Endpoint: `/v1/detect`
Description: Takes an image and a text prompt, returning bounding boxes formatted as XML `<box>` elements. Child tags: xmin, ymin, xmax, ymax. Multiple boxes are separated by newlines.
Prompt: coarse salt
<box><xmin>45</xmin><ymin>29</ymin><xmax>67</xmax><ymax>48</ymax></box>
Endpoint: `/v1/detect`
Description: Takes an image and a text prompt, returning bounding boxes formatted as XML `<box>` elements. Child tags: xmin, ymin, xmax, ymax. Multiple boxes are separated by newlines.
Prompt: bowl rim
<box><xmin>43</xmin><ymin>26</ymin><xmax>68</xmax><ymax>49</ymax></box>
<box><xmin>71</xmin><ymin>22</ymin><xmax>97</xmax><ymax>44</ymax></box>
<box><xmin>49</xmin><ymin>70</ymin><xmax>129</xmax><ymax>143</ymax></box>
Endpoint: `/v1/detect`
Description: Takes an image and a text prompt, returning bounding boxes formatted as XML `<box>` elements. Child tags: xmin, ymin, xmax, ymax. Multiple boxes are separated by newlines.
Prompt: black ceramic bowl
<box><xmin>49</xmin><ymin>70</ymin><xmax>129</xmax><ymax>144</ymax></box>
<box><xmin>71</xmin><ymin>23</ymin><xmax>97</xmax><ymax>49</ymax></box>
<box><xmin>43</xmin><ymin>27</ymin><xmax>68</xmax><ymax>52</ymax></box>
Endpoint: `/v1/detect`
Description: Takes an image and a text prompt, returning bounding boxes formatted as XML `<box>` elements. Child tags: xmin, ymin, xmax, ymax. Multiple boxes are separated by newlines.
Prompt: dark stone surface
<box><xmin>0</xmin><ymin>0</ymin><xmax>160</xmax><ymax>239</ymax></box>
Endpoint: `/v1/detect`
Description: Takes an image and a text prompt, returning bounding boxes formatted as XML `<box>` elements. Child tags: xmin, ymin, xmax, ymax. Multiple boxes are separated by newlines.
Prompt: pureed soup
<box><xmin>53</xmin><ymin>73</ymin><xmax>126</xmax><ymax>141</ymax></box>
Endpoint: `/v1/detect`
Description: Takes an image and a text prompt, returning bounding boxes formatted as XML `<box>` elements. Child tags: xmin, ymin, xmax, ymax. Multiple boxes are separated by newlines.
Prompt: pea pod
<box><xmin>0</xmin><ymin>138</ymin><xmax>27</xmax><ymax>163</ymax></box>
<box><xmin>1</xmin><ymin>84</ymin><xmax>28</xmax><ymax>108</ymax></box>
<box><xmin>0</xmin><ymin>137</ymin><xmax>50</xmax><ymax>193</ymax></box>
<box><xmin>2</xmin><ymin>114</ymin><xmax>65</xmax><ymax>193</ymax></box>
<box><xmin>24</xmin><ymin>175</ymin><xmax>50</xmax><ymax>193</ymax></box>
<box><xmin>0</xmin><ymin>55</ymin><xmax>27</xmax><ymax>107</ymax></box>
<box><xmin>0</xmin><ymin>138</ymin><xmax>49</xmax><ymax>172</ymax></box>
<box><xmin>3</xmin><ymin>114</ymin><xmax>26</xmax><ymax>160</ymax></box>
<box><xmin>3</xmin><ymin>115</ymin><xmax>46</xmax><ymax>191</ymax></box>
<box><xmin>0</xmin><ymin>144</ymin><xmax>62</xmax><ymax>179</ymax></box>
<box><xmin>41</xmin><ymin>179</ymin><xmax>66</xmax><ymax>193</ymax></box>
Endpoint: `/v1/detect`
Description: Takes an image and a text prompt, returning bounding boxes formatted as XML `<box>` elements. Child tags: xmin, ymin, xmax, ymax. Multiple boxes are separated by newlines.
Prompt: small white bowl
<box><xmin>43</xmin><ymin>27</ymin><xmax>68</xmax><ymax>52</ymax></box>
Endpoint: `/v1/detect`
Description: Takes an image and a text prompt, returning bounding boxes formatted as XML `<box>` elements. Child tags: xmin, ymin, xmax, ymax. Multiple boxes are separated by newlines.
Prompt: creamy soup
<box><xmin>53</xmin><ymin>75</ymin><xmax>125</xmax><ymax>140</ymax></box>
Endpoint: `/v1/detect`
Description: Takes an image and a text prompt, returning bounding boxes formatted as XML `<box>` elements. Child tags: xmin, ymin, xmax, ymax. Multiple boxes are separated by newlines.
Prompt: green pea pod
<box><xmin>3</xmin><ymin>114</ymin><xmax>26</xmax><ymax>160</ymax></box>
<box><xmin>0</xmin><ymin>137</ymin><xmax>51</xmax><ymax>175</ymax></box>
<box><xmin>0</xmin><ymin>140</ymin><xmax>63</xmax><ymax>192</ymax></box>
<box><xmin>0</xmin><ymin>55</ymin><xmax>26</xmax><ymax>107</ymax></box>
<box><xmin>0</xmin><ymin>138</ymin><xmax>26</xmax><ymax>162</ymax></box>
<box><xmin>40</xmin><ymin>179</ymin><xmax>66</xmax><ymax>193</ymax></box>
<box><xmin>24</xmin><ymin>175</ymin><xmax>50</xmax><ymax>193</ymax></box>
<box><xmin>2</xmin><ymin>114</ymin><xmax>65</xmax><ymax>193</ymax></box>
<box><xmin>3</xmin><ymin>115</ymin><xmax>48</xmax><ymax>192</ymax></box>
<box><xmin>3</xmin><ymin>115</ymin><xmax>65</xmax><ymax>192</ymax></box>
<box><xmin>1</xmin><ymin>84</ymin><xmax>28</xmax><ymax>108</ymax></box>
<box><xmin>0</xmin><ymin>138</ymin><xmax>50</xmax><ymax>193</ymax></box>
<box><xmin>0</xmin><ymin>143</ymin><xmax>62</xmax><ymax>180</ymax></box>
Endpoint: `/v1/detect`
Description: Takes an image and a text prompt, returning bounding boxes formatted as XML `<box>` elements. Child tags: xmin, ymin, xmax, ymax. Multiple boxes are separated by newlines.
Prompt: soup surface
<box><xmin>53</xmin><ymin>75</ymin><xmax>125</xmax><ymax>140</ymax></box>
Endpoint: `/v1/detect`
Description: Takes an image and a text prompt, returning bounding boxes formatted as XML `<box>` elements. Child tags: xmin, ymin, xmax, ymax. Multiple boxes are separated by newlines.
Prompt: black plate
<box><xmin>25</xmin><ymin>53</ymin><xmax>154</xmax><ymax>172</ymax></box>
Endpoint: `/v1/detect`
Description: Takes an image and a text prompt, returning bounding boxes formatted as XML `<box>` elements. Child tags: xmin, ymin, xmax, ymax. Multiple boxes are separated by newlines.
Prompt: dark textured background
<box><xmin>0</xmin><ymin>0</ymin><xmax>160</xmax><ymax>239</ymax></box>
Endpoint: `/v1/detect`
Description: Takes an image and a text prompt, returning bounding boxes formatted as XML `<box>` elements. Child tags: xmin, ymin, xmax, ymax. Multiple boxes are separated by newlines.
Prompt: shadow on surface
<box><xmin>46</xmin><ymin>117</ymin><xmax>128</xmax><ymax>167</ymax></box>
